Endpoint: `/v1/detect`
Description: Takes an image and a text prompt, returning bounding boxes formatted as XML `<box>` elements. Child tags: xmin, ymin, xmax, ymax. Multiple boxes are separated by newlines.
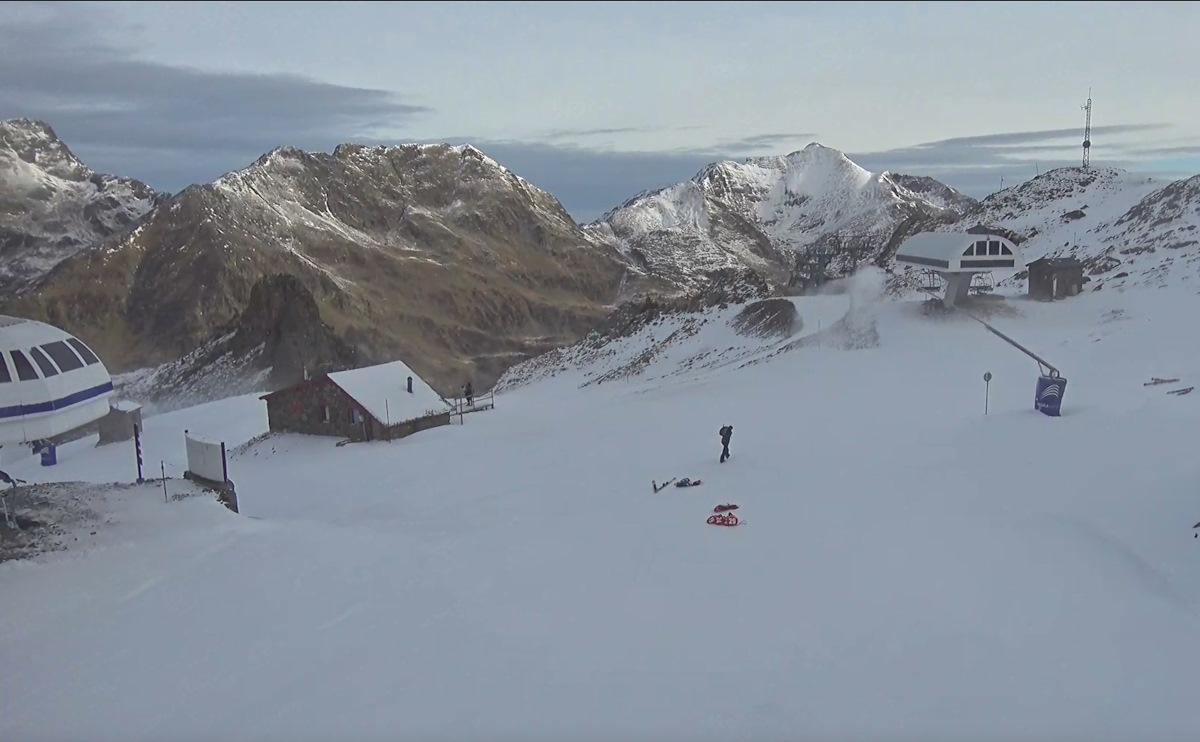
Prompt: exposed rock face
<box><xmin>226</xmin><ymin>273</ymin><xmax>359</xmax><ymax>387</ymax></box>
<box><xmin>0</xmin><ymin>118</ymin><xmax>166</xmax><ymax>295</ymax></box>
<box><xmin>731</xmin><ymin>298</ymin><xmax>798</xmax><ymax>339</ymax></box>
<box><xmin>3</xmin><ymin>139</ymin><xmax>641</xmax><ymax>396</ymax></box>
<box><xmin>8</xmin><ymin>118</ymin><xmax>1198</xmax><ymax>411</ymax></box>
<box><xmin>112</xmin><ymin>274</ymin><xmax>359</xmax><ymax>412</ymax></box>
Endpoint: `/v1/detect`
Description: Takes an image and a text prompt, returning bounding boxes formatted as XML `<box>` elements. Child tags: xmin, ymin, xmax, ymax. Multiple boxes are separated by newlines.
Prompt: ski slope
<box><xmin>3</xmin><ymin>274</ymin><xmax>1200</xmax><ymax>742</ymax></box>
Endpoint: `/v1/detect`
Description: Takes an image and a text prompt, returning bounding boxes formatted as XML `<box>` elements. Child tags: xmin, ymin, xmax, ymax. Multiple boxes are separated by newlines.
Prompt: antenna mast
<box><xmin>1081</xmin><ymin>88</ymin><xmax>1092</xmax><ymax>168</ymax></box>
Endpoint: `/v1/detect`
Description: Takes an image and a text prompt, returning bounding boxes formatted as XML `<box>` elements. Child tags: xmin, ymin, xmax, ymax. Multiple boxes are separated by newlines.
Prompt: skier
<box><xmin>719</xmin><ymin>424</ymin><xmax>733</xmax><ymax>463</ymax></box>
<box><xmin>463</xmin><ymin>381</ymin><xmax>475</xmax><ymax>408</ymax></box>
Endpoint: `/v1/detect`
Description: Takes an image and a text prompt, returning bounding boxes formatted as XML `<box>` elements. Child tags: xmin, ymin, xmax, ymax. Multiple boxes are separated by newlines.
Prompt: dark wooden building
<box><xmin>260</xmin><ymin>359</ymin><xmax>453</xmax><ymax>442</ymax></box>
<box><xmin>1027</xmin><ymin>256</ymin><xmax>1085</xmax><ymax>301</ymax></box>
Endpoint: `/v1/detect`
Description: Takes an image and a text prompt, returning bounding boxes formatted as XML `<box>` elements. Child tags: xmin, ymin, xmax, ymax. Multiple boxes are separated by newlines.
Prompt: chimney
<box><xmin>406</xmin><ymin>376</ymin><xmax>413</xmax><ymax>394</ymax></box>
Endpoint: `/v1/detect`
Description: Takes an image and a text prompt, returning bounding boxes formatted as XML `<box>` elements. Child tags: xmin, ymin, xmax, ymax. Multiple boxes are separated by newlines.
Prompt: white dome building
<box><xmin>0</xmin><ymin>315</ymin><xmax>114</xmax><ymax>445</ymax></box>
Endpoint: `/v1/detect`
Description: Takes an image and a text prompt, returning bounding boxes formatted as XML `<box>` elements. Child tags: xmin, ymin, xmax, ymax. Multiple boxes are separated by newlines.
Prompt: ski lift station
<box><xmin>895</xmin><ymin>232</ymin><xmax>1024</xmax><ymax>307</ymax></box>
<box><xmin>0</xmin><ymin>315</ymin><xmax>114</xmax><ymax>446</ymax></box>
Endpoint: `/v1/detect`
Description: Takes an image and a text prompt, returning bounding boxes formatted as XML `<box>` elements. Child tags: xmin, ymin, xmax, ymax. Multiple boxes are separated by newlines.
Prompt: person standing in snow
<box><xmin>719</xmin><ymin>425</ymin><xmax>733</xmax><ymax>463</ymax></box>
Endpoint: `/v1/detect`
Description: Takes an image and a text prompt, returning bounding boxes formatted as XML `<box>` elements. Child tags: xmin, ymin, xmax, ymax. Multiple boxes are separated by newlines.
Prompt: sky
<box><xmin>3</xmin><ymin>0</ymin><xmax>1199</xmax><ymax>223</ymax></box>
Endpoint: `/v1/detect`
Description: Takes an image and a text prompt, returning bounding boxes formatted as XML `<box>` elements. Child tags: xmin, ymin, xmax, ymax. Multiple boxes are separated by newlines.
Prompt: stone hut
<box><xmin>260</xmin><ymin>359</ymin><xmax>453</xmax><ymax>442</ymax></box>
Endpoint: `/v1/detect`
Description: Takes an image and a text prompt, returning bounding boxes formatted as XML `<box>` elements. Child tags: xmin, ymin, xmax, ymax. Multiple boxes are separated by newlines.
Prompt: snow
<box><xmin>0</xmin><ymin>119</ymin><xmax>160</xmax><ymax>289</ymax></box>
<box><xmin>3</xmin><ymin>267</ymin><xmax>1200</xmax><ymax>741</ymax></box>
<box><xmin>592</xmin><ymin>142</ymin><xmax>968</xmax><ymax>291</ymax></box>
<box><xmin>326</xmin><ymin>359</ymin><xmax>451</xmax><ymax>425</ymax></box>
<box><xmin>943</xmin><ymin>167</ymin><xmax>1181</xmax><ymax>289</ymax></box>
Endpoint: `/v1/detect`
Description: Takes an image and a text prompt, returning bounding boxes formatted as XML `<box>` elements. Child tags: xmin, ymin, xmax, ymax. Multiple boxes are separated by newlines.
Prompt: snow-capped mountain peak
<box><xmin>0</xmin><ymin>118</ymin><xmax>90</xmax><ymax>181</ymax></box>
<box><xmin>589</xmin><ymin>143</ymin><xmax>977</xmax><ymax>292</ymax></box>
<box><xmin>0</xmin><ymin>118</ymin><xmax>167</xmax><ymax>295</ymax></box>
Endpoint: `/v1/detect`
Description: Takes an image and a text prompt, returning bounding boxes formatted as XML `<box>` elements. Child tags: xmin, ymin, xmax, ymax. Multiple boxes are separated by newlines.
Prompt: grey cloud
<box><xmin>3</xmin><ymin>2</ymin><xmax>1193</xmax><ymax>224</ymax></box>
<box><xmin>0</xmin><ymin>1</ymin><xmax>430</xmax><ymax>193</ymax></box>
<box><xmin>541</xmin><ymin>126</ymin><xmax>657</xmax><ymax>140</ymax></box>
<box><xmin>849</xmin><ymin>123</ymin><xmax>1191</xmax><ymax>199</ymax></box>
<box><xmin>1120</xmin><ymin>144</ymin><xmax>1200</xmax><ymax>158</ymax></box>
<box><xmin>713</xmin><ymin>132</ymin><xmax>820</xmax><ymax>151</ymax></box>
<box><xmin>905</xmin><ymin>124</ymin><xmax>1172</xmax><ymax>151</ymax></box>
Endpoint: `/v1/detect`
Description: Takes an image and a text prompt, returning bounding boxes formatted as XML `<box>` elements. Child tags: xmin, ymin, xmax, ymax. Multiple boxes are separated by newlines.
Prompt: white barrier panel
<box><xmin>184</xmin><ymin>431</ymin><xmax>226</xmax><ymax>483</ymax></box>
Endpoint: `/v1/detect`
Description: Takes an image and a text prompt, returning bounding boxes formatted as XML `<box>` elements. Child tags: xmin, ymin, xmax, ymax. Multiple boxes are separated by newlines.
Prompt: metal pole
<box><xmin>134</xmin><ymin>424</ymin><xmax>144</xmax><ymax>484</ymax></box>
<box><xmin>161</xmin><ymin>461</ymin><xmax>168</xmax><ymax>503</ymax></box>
<box><xmin>919</xmin><ymin>285</ymin><xmax>1060</xmax><ymax>377</ymax></box>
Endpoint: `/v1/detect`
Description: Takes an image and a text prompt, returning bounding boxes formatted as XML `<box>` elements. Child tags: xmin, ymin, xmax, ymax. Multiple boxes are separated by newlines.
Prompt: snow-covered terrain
<box><xmin>935</xmin><ymin>166</ymin><xmax>1200</xmax><ymax>291</ymax></box>
<box><xmin>587</xmin><ymin>143</ymin><xmax>976</xmax><ymax>289</ymax></box>
<box><xmin>3</xmin><ymin>267</ymin><xmax>1199</xmax><ymax>741</ymax></box>
<box><xmin>0</xmin><ymin>119</ymin><xmax>164</xmax><ymax>293</ymax></box>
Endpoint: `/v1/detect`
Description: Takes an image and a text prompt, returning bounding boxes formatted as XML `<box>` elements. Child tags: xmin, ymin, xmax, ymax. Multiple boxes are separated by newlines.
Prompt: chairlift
<box><xmin>970</xmin><ymin>272</ymin><xmax>995</xmax><ymax>294</ymax></box>
<box><xmin>919</xmin><ymin>270</ymin><xmax>943</xmax><ymax>293</ymax></box>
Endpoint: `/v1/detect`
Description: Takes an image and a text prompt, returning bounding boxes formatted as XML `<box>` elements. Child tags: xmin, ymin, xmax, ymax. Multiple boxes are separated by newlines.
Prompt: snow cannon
<box><xmin>1035</xmin><ymin>373</ymin><xmax>1067</xmax><ymax>417</ymax></box>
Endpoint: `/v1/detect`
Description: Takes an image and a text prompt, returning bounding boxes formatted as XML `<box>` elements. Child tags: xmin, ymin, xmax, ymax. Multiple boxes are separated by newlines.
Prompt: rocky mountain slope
<box><xmin>2</xmin><ymin>135</ymin><xmax>652</xmax><ymax>395</ymax></box>
<box><xmin>114</xmin><ymin>273</ymin><xmax>360</xmax><ymax>413</ymax></box>
<box><xmin>0</xmin><ymin>119</ymin><xmax>166</xmax><ymax>295</ymax></box>
<box><xmin>5</xmin><ymin>117</ymin><xmax>1196</xmax><ymax>407</ymax></box>
<box><xmin>914</xmin><ymin>166</ymin><xmax>1198</xmax><ymax>292</ymax></box>
<box><xmin>585</xmin><ymin>143</ymin><xmax>978</xmax><ymax>290</ymax></box>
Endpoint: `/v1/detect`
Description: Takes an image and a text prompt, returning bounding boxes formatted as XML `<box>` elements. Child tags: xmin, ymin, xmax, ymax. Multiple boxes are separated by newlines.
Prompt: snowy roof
<box><xmin>895</xmin><ymin>232</ymin><xmax>981</xmax><ymax>263</ymax></box>
<box><xmin>326</xmin><ymin>359</ymin><xmax>451</xmax><ymax>426</ymax></box>
<box><xmin>895</xmin><ymin>231</ymin><xmax>1021</xmax><ymax>272</ymax></box>
<box><xmin>110</xmin><ymin>400</ymin><xmax>143</xmax><ymax>413</ymax></box>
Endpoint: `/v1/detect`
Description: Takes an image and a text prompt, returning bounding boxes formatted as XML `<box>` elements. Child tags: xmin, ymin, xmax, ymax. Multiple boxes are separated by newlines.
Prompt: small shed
<box><xmin>1027</xmin><ymin>257</ymin><xmax>1085</xmax><ymax>301</ymax></box>
<box><xmin>260</xmin><ymin>359</ymin><xmax>453</xmax><ymax>442</ymax></box>
<box><xmin>97</xmin><ymin>400</ymin><xmax>143</xmax><ymax>446</ymax></box>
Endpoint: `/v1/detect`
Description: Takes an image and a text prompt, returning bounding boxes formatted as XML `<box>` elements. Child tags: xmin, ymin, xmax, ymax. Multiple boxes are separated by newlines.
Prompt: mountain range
<box><xmin>2</xmin><ymin>117</ymin><xmax>1196</xmax><ymax>408</ymax></box>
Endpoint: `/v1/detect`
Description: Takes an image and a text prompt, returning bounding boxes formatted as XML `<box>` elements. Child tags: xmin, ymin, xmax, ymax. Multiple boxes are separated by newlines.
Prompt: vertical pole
<box><xmin>985</xmin><ymin>380</ymin><xmax>990</xmax><ymax>415</ymax></box>
<box><xmin>161</xmin><ymin>461</ymin><xmax>168</xmax><ymax>503</ymax></box>
<box><xmin>134</xmin><ymin>424</ymin><xmax>144</xmax><ymax>484</ymax></box>
<box><xmin>221</xmin><ymin>441</ymin><xmax>228</xmax><ymax>483</ymax></box>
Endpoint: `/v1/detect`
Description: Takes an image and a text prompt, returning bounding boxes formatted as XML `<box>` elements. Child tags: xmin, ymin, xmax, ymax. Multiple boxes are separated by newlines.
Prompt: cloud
<box><xmin>712</xmin><ymin>132</ymin><xmax>820</xmax><ymax>151</ymax></box>
<box><xmin>849</xmin><ymin>123</ymin><xmax>1197</xmax><ymax>198</ymax></box>
<box><xmin>3</xmin><ymin>2</ymin><xmax>1196</xmax><ymax>225</ymax></box>
<box><xmin>0</xmin><ymin>1</ymin><xmax>430</xmax><ymax>192</ymax></box>
<box><xmin>540</xmin><ymin>126</ymin><xmax>660</xmax><ymax>140</ymax></box>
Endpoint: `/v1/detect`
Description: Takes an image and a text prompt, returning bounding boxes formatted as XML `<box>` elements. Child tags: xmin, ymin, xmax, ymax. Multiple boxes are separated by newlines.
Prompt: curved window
<box><xmin>9</xmin><ymin>350</ymin><xmax>38</xmax><ymax>381</ymax></box>
<box><xmin>66</xmin><ymin>338</ymin><xmax>100</xmax><ymax>365</ymax></box>
<box><xmin>29</xmin><ymin>347</ymin><xmax>60</xmax><ymax>377</ymax></box>
<box><xmin>0</xmin><ymin>355</ymin><xmax>10</xmax><ymax>383</ymax></box>
<box><xmin>41</xmin><ymin>341</ymin><xmax>85</xmax><ymax>372</ymax></box>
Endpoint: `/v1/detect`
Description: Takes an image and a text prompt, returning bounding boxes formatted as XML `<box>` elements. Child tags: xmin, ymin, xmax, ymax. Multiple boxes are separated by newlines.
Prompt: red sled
<box><xmin>713</xmin><ymin>503</ymin><xmax>739</xmax><ymax>513</ymax></box>
<box><xmin>707</xmin><ymin>512</ymin><xmax>741</xmax><ymax>526</ymax></box>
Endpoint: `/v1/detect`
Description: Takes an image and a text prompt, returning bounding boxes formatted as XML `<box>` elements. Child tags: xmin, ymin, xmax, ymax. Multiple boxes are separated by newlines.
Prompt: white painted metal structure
<box><xmin>0</xmin><ymin>315</ymin><xmax>114</xmax><ymax>445</ymax></box>
<box><xmin>895</xmin><ymin>232</ymin><xmax>1024</xmax><ymax>306</ymax></box>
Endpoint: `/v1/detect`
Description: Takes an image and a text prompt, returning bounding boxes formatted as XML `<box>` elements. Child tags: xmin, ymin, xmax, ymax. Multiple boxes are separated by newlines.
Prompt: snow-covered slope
<box><xmin>0</xmin><ymin>119</ymin><xmax>165</xmax><ymax>294</ymax></box>
<box><xmin>930</xmin><ymin>166</ymin><xmax>1199</xmax><ymax>291</ymax></box>
<box><xmin>3</xmin><ymin>270</ymin><xmax>1200</xmax><ymax>740</ymax></box>
<box><xmin>587</xmin><ymin>143</ymin><xmax>976</xmax><ymax>291</ymax></box>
